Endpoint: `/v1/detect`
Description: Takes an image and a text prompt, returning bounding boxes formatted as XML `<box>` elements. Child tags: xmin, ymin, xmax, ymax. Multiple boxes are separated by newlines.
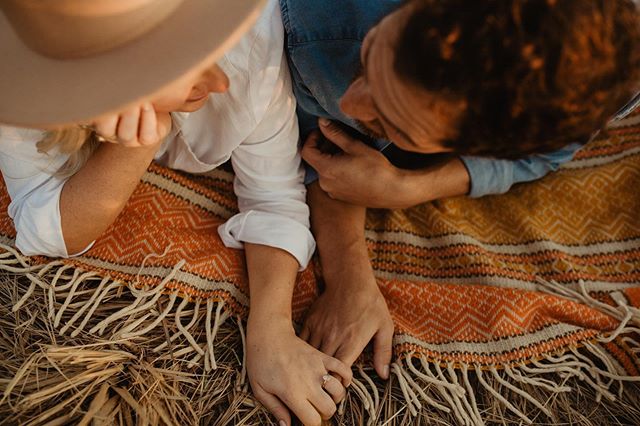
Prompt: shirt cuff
<box><xmin>67</xmin><ymin>240</ymin><xmax>96</xmax><ymax>257</ymax></box>
<box><xmin>14</xmin><ymin>213</ymin><xmax>96</xmax><ymax>259</ymax></box>
<box><xmin>460</xmin><ymin>156</ymin><xmax>514</xmax><ymax>198</ymax></box>
<box><xmin>218</xmin><ymin>210</ymin><xmax>316</xmax><ymax>270</ymax></box>
<box><xmin>11</xmin><ymin>176</ymin><xmax>96</xmax><ymax>258</ymax></box>
<box><xmin>461</xmin><ymin>143</ymin><xmax>582</xmax><ymax>198</ymax></box>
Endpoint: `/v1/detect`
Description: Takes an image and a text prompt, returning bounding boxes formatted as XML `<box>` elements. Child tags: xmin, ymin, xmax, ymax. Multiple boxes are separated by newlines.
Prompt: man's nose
<box><xmin>339</xmin><ymin>78</ymin><xmax>377</xmax><ymax>121</ymax></box>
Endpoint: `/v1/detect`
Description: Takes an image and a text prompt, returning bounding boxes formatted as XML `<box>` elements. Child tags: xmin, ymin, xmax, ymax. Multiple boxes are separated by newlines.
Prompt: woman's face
<box><xmin>149</xmin><ymin>63</ymin><xmax>230</xmax><ymax>113</ymax></box>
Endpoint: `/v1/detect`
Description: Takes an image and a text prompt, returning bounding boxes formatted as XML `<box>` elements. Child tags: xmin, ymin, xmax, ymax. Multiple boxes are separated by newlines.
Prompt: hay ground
<box><xmin>0</xmin><ymin>270</ymin><xmax>639</xmax><ymax>426</ymax></box>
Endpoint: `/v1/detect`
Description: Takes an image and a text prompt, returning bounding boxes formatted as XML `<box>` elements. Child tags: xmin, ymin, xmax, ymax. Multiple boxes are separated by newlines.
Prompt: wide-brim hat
<box><xmin>0</xmin><ymin>0</ymin><xmax>266</xmax><ymax>127</ymax></box>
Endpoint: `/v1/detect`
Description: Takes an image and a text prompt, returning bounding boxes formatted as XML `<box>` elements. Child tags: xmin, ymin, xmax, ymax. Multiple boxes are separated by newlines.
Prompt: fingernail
<box><xmin>142</xmin><ymin>102</ymin><xmax>152</xmax><ymax>112</ymax></box>
<box><xmin>319</xmin><ymin>117</ymin><xmax>331</xmax><ymax>127</ymax></box>
<box><xmin>279</xmin><ymin>421</ymin><xmax>287</xmax><ymax>426</ymax></box>
<box><xmin>383</xmin><ymin>365</ymin><xmax>390</xmax><ymax>379</ymax></box>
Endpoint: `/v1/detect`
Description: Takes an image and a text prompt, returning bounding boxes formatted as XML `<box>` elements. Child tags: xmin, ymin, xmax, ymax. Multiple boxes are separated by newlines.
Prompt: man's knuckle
<box><xmin>339</xmin><ymin>385</ymin><xmax>348</xmax><ymax>398</ymax></box>
<box><xmin>279</xmin><ymin>391</ymin><xmax>295</xmax><ymax>405</ymax></box>
<box><xmin>308</xmin><ymin>413</ymin><xmax>322</xmax><ymax>426</ymax></box>
<box><xmin>323</xmin><ymin>405</ymin><xmax>337</xmax><ymax>419</ymax></box>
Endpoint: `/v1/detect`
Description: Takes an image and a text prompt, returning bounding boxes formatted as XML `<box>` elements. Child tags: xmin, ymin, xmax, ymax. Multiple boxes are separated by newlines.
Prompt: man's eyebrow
<box><xmin>362</xmin><ymin>35</ymin><xmax>416</xmax><ymax>147</ymax></box>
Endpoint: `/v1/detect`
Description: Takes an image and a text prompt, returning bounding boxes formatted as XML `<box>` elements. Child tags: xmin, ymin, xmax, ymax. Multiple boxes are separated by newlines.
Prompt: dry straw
<box><xmin>0</xmin><ymin>246</ymin><xmax>639</xmax><ymax>425</ymax></box>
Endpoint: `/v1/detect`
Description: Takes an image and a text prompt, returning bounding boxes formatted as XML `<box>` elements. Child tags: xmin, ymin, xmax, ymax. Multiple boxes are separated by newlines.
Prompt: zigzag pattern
<box><xmin>383</xmin><ymin>281</ymin><xmax>617</xmax><ymax>344</ymax></box>
<box><xmin>370</xmin><ymin>158</ymin><xmax>640</xmax><ymax>248</ymax></box>
<box><xmin>0</xmin><ymin>119</ymin><xmax>638</xmax><ymax>368</ymax></box>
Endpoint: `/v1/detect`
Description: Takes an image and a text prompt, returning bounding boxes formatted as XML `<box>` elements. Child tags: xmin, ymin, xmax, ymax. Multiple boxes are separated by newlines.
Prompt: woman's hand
<box><xmin>91</xmin><ymin>102</ymin><xmax>172</xmax><ymax>147</ymax></box>
<box><xmin>247</xmin><ymin>316</ymin><xmax>352</xmax><ymax>426</ymax></box>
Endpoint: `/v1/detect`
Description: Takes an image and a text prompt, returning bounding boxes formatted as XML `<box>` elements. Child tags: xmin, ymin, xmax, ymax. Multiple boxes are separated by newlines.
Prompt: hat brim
<box><xmin>0</xmin><ymin>0</ymin><xmax>265</xmax><ymax>127</ymax></box>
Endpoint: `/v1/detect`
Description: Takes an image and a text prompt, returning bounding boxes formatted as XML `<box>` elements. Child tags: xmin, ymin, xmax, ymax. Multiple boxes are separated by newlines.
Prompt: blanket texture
<box><xmin>0</xmin><ymin>112</ymin><xmax>639</xmax><ymax>425</ymax></box>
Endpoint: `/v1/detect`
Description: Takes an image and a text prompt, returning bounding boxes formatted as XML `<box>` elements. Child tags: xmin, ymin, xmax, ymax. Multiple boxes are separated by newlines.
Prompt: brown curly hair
<box><xmin>395</xmin><ymin>0</ymin><xmax>640</xmax><ymax>158</ymax></box>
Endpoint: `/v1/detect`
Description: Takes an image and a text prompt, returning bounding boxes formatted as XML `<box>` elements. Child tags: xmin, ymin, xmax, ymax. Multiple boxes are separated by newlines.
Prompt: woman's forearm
<box><xmin>60</xmin><ymin>142</ymin><xmax>159</xmax><ymax>254</ymax></box>
<box><xmin>245</xmin><ymin>243</ymin><xmax>300</xmax><ymax>327</ymax></box>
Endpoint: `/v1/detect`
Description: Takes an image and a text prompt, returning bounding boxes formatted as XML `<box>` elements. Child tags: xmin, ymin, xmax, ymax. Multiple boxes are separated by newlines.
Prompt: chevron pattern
<box><xmin>1</xmin><ymin>113</ymin><xmax>639</xmax><ymax>372</ymax></box>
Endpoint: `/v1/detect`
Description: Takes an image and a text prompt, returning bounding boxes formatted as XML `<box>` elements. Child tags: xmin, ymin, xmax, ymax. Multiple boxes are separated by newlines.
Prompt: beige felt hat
<box><xmin>0</xmin><ymin>0</ymin><xmax>266</xmax><ymax>127</ymax></box>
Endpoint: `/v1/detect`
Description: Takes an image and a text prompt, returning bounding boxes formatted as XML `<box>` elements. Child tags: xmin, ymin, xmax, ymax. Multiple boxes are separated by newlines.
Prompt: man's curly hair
<box><xmin>395</xmin><ymin>0</ymin><xmax>640</xmax><ymax>158</ymax></box>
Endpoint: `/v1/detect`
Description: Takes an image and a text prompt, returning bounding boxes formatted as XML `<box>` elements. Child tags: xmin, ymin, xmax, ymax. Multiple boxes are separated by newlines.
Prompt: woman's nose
<box><xmin>339</xmin><ymin>77</ymin><xmax>377</xmax><ymax>122</ymax></box>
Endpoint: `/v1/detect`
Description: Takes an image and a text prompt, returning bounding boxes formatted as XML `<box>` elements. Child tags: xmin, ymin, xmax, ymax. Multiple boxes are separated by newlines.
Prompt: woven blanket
<box><xmin>0</xmin><ymin>112</ymin><xmax>639</xmax><ymax>425</ymax></box>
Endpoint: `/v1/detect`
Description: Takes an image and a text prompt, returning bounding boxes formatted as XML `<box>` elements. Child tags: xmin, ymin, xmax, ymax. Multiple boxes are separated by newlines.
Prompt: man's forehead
<box><xmin>366</xmin><ymin>6</ymin><xmax>466</xmax><ymax>150</ymax></box>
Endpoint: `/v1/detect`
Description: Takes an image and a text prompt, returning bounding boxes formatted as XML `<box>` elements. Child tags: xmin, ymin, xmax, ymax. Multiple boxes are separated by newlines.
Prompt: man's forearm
<box><xmin>401</xmin><ymin>157</ymin><xmax>471</xmax><ymax>205</ymax></box>
<box><xmin>307</xmin><ymin>182</ymin><xmax>374</xmax><ymax>287</ymax></box>
<box><xmin>60</xmin><ymin>142</ymin><xmax>159</xmax><ymax>254</ymax></box>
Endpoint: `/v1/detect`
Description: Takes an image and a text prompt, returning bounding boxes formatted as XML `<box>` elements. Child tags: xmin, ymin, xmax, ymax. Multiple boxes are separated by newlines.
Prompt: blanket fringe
<box><xmin>0</xmin><ymin>243</ymin><xmax>232</xmax><ymax>378</ymax></box>
<box><xmin>356</xmin><ymin>276</ymin><xmax>640</xmax><ymax>426</ymax></box>
<box><xmin>536</xmin><ymin>278</ymin><xmax>640</xmax><ymax>334</ymax></box>
<box><xmin>369</xmin><ymin>339</ymin><xmax>639</xmax><ymax>426</ymax></box>
<box><xmin>1</xmin><ymin>245</ymin><xmax>640</xmax><ymax>425</ymax></box>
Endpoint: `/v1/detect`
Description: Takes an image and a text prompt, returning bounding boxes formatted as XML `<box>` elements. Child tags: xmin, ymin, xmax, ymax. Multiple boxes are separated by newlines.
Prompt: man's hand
<box><xmin>247</xmin><ymin>316</ymin><xmax>352</xmax><ymax>426</ymax></box>
<box><xmin>302</xmin><ymin>118</ymin><xmax>472</xmax><ymax>208</ymax></box>
<box><xmin>300</xmin><ymin>266</ymin><xmax>394</xmax><ymax>380</ymax></box>
<box><xmin>302</xmin><ymin>119</ymin><xmax>418</xmax><ymax>209</ymax></box>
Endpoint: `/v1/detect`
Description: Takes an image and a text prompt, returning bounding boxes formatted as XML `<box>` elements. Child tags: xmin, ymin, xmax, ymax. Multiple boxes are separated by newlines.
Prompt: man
<box><xmin>280</xmin><ymin>0</ymin><xmax>640</xmax><ymax>381</ymax></box>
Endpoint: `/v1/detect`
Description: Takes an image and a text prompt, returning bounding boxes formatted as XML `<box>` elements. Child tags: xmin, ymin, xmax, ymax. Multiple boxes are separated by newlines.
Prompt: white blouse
<box><xmin>0</xmin><ymin>0</ymin><xmax>315</xmax><ymax>269</ymax></box>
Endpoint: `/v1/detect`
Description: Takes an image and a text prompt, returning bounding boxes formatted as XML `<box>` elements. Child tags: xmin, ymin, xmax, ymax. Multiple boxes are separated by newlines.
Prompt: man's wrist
<box><xmin>401</xmin><ymin>157</ymin><xmax>471</xmax><ymax>204</ymax></box>
<box><xmin>396</xmin><ymin>168</ymin><xmax>432</xmax><ymax>206</ymax></box>
<box><xmin>319</xmin><ymin>243</ymin><xmax>376</xmax><ymax>289</ymax></box>
<box><xmin>247</xmin><ymin>309</ymin><xmax>293</xmax><ymax>332</ymax></box>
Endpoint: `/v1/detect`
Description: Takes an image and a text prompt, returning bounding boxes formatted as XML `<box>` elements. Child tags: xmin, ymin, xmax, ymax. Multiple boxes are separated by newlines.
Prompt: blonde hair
<box><xmin>36</xmin><ymin>127</ymin><xmax>100</xmax><ymax>178</ymax></box>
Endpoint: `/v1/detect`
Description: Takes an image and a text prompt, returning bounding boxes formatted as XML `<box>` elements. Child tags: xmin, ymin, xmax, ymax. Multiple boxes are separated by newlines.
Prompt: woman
<box><xmin>0</xmin><ymin>1</ymin><xmax>349</xmax><ymax>425</ymax></box>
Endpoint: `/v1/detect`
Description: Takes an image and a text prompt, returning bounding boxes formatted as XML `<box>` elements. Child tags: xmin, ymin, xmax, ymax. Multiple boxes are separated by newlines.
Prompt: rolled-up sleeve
<box><xmin>218</xmin><ymin>58</ymin><xmax>315</xmax><ymax>270</ymax></box>
<box><xmin>0</xmin><ymin>128</ymin><xmax>94</xmax><ymax>257</ymax></box>
<box><xmin>460</xmin><ymin>143</ymin><xmax>583</xmax><ymax>198</ymax></box>
<box><xmin>10</xmin><ymin>174</ymin><xmax>70</xmax><ymax>257</ymax></box>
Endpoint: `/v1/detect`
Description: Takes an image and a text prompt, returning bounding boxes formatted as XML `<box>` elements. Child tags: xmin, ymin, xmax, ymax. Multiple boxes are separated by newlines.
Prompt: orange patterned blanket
<box><xmin>0</xmin><ymin>112</ymin><xmax>639</xmax><ymax>425</ymax></box>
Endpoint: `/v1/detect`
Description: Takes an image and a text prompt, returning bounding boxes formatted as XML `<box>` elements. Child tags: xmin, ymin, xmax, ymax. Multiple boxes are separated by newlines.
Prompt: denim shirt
<box><xmin>279</xmin><ymin>0</ymin><xmax>582</xmax><ymax>198</ymax></box>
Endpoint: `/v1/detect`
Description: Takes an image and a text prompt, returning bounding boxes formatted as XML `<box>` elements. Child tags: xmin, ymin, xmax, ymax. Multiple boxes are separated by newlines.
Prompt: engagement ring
<box><xmin>95</xmin><ymin>134</ymin><xmax>118</xmax><ymax>143</ymax></box>
<box><xmin>321</xmin><ymin>374</ymin><xmax>331</xmax><ymax>388</ymax></box>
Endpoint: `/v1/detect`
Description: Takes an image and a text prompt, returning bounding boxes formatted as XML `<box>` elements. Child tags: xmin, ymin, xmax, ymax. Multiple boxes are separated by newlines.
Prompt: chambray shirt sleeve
<box><xmin>217</xmin><ymin>56</ymin><xmax>315</xmax><ymax>270</ymax></box>
<box><xmin>460</xmin><ymin>143</ymin><xmax>583</xmax><ymax>198</ymax></box>
<box><xmin>0</xmin><ymin>127</ymin><xmax>94</xmax><ymax>258</ymax></box>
